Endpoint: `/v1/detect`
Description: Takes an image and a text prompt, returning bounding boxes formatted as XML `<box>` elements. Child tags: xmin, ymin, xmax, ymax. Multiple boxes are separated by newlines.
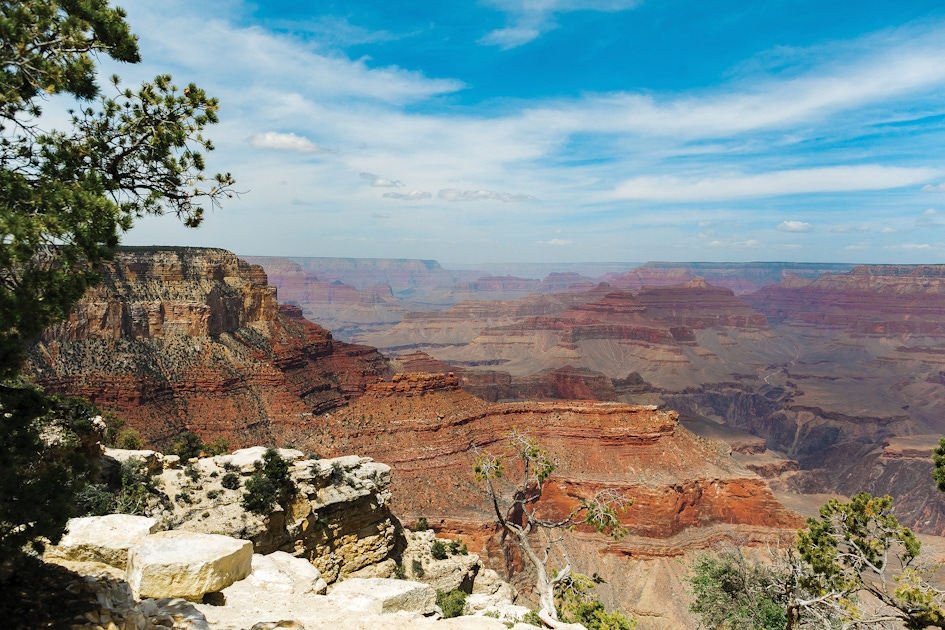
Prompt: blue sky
<box><xmin>113</xmin><ymin>0</ymin><xmax>945</xmax><ymax>264</ymax></box>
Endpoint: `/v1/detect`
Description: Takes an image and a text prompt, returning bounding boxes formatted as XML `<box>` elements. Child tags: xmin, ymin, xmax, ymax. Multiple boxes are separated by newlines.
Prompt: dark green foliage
<box><xmin>0</xmin><ymin>0</ymin><xmax>231</xmax><ymax>576</ymax></box>
<box><xmin>221</xmin><ymin>472</ymin><xmax>240</xmax><ymax>490</ymax></box>
<box><xmin>556</xmin><ymin>573</ymin><xmax>637</xmax><ymax>630</ymax></box>
<box><xmin>171</xmin><ymin>432</ymin><xmax>204</xmax><ymax>460</ymax></box>
<box><xmin>114</xmin><ymin>427</ymin><xmax>144</xmax><ymax>450</ymax></box>
<box><xmin>933</xmin><ymin>438</ymin><xmax>945</xmax><ymax>492</ymax></box>
<box><xmin>240</xmin><ymin>448</ymin><xmax>294</xmax><ymax>515</ymax></box>
<box><xmin>206</xmin><ymin>489</ymin><xmax>220</xmax><ymax>500</ymax></box>
<box><xmin>205</xmin><ymin>438</ymin><xmax>229</xmax><ymax>456</ymax></box>
<box><xmin>184</xmin><ymin>462</ymin><xmax>200</xmax><ymax>482</ymax></box>
<box><xmin>0</xmin><ymin>385</ymin><xmax>99</xmax><ymax>575</ymax></box>
<box><xmin>74</xmin><ymin>483</ymin><xmax>114</xmax><ymax>516</ymax></box>
<box><xmin>414</xmin><ymin>516</ymin><xmax>429</xmax><ymax>531</ymax></box>
<box><xmin>559</xmin><ymin>600</ymin><xmax>636</xmax><ymax>630</ymax></box>
<box><xmin>241</xmin><ymin>473</ymin><xmax>277</xmax><ymax>514</ymax></box>
<box><xmin>99</xmin><ymin>411</ymin><xmax>125</xmax><ymax>447</ymax></box>
<box><xmin>520</xmin><ymin>610</ymin><xmax>542</xmax><ymax>627</ymax></box>
<box><xmin>392</xmin><ymin>563</ymin><xmax>406</xmax><ymax>579</ymax></box>
<box><xmin>411</xmin><ymin>559</ymin><xmax>425</xmax><ymax>578</ymax></box>
<box><xmin>449</xmin><ymin>539</ymin><xmax>468</xmax><ymax>555</ymax></box>
<box><xmin>431</xmin><ymin>539</ymin><xmax>448</xmax><ymax>560</ymax></box>
<box><xmin>436</xmin><ymin>589</ymin><xmax>467</xmax><ymax>618</ymax></box>
<box><xmin>687</xmin><ymin>548</ymin><xmax>786</xmax><ymax>630</ymax></box>
<box><xmin>0</xmin><ymin>1</ymin><xmax>234</xmax><ymax>381</ymax></box>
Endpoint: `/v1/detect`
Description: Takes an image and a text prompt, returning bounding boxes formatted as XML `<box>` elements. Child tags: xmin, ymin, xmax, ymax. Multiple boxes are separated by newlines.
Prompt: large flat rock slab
<box><xmin>45</xmin><ymin>514</ymin><xmax>159</xmax><ymax>570</ymax></box>
<box><xmin>327</xmin><ymin>578</ymin><xmax>436</xmax><ymax>615</ymax></box>
<box><xmin>127</xmin><ymin>530</ymin><xmax>252</xmax><ymax>601</ymax></box>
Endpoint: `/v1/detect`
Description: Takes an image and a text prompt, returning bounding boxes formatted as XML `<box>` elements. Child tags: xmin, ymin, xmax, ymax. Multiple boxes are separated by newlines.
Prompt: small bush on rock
<box><xmin>170</xmin><ymin>431</ymin><xmax>204</xmax><ymax>460</ymax></box>
<box><xmin>436</xmin><ymin>589</ymin><xmax>467</xmax><ymax>618</ymax></box>
<box><xmin>241</xmin><ymin>448</ymin><xmax>295</xmax><ymax>515</ymax></box>
<box><xmin>431</xmin><ymin>539</ymin><xmax>448</xmax><ymax>560</ymax></box>
<box><xmin>414</xmin><ymin>516</ymin><xmax>429</xmax><ymax>531</ymax></box>
<box><xmin>114</xmin><ymin>428</ymin><xmax>145</xmax><ymax>450</ymax></box>
<box><xmin>412</xmin><ymin>559</ymin><xmax>425</xmax><ymax>578</ymax></box>
<box><xmin>221</xmin><ymin>472</ymin><xmax>240</xmax><ymax>490</ymax></box>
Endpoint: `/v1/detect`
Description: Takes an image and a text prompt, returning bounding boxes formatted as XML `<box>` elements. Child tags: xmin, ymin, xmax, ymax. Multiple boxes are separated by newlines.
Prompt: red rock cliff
<box><xmin>25</xmin><ymin>247</ymin><xmax>392</xmax><ymax>448</ymax></box>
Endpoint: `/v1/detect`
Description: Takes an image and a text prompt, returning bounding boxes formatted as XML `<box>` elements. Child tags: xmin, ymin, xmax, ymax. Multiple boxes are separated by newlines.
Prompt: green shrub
<box><xmin>205</xmin><ymin>437</ymin><xmax>229</xmax><ymax>456</ymax></box>
<box><xmin>436</xmin><ymin>589</ymin><xmax>467</xmax><ymax>618</ymax></box>
<box><xmin>393</xmin><ymin>563</ymin><xmax>406</xmax><ymax>579</ymax></box>
<box><xmin>431</xmin><ymin>539</ymin><xmax>449</xmax><ymax>560</ymax></box>
<box><xmin>171</xmin><ymin>431</ymin><xmax>204</xmax><ymax>460</ymax></box>
<box><xmin>412</xmin><ymin>559</ymin><xmax>425</xmax><ymax>578</ymax></box>
<box><xmin>221</xmin><ymin>472</ymin><xmax>240</xmax><ymax>490</ymax></box>
<box><xmin>414</xmin><ymin>516</ymin><xmax>429</xmax><ymax>531</ymax></box>
<box><xmin>207</xmin><ymin>489</ymin><xmax>220</xmax><ymax>499</ymax></box>
<box><xmin>449</xmin><ymin>539</ymin><xmax>468</xmax><ymax>555</ymax></box>
<box><xmin>75</xmin><ymin>483</ymin><xmax>114</xmax><ymax>516</ymax></box>
<box><xmin>184</xmin><ymin>462</ymin><xmax>200</xmax><ymax>482</ymax></box>
<box><xmin>240</xmin><ymin>448</ymin><xmax>295</xmax><ymax>515</ymax></box>
<box><xmin>521</xmin><ymin>610</ymin><xmax>542</xmax><ymax>627</ymax></box>
<box><xmin>115</xmin><ymin>427</ymin><xmax>145</xmax><ymax>450</ymax></box>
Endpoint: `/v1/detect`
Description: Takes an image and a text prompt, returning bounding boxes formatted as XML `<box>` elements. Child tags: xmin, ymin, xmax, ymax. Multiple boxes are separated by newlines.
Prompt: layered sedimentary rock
<box><xmin>25</xmin><ymin>248</ymin><xmax>392</xmax><ymax>448</ymax></box>
<box><xmin>359</xmin><ymin>282</ymin><xmax>770</xmax><ymax>390</ymax></box>
<box><xmin>746</xmin><ymin>264</ymin><xmax>945</xmax><ymax>333</ymax></box>
<box><xmin>281</xmin><ymin>381</ymin><xmax>801</xmax><ymax>620</ymax></box>
<box><xmin>608</xmin><ymin>262</ymin><xmax>856</xmax><ymax>294</ymax></box>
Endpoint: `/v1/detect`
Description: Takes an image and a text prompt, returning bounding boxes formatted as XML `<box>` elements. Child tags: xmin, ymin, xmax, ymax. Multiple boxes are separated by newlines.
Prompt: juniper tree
<box><xmin>473</xmin><ymin>430</ymin><xmax>632</xmax><ymax>629</ymax></box>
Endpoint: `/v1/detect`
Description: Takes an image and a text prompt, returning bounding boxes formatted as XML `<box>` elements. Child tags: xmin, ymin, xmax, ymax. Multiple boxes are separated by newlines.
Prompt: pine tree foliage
<box><xmin>0</xmin><ymin>0</ymin><xmax>232</xmax><ymax>575</ymax></box>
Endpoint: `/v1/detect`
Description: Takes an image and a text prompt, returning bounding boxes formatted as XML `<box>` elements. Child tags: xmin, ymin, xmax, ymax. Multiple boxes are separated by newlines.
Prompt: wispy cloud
<box><xmin>777</xmin><ymin>220</ymin><xmax>812</xmax><ymax>233</ymax></box>
<box><xmin>438</xmin><ymin>189</ymin><xmax>536</xmax><ymax>202</ymax></box>
<box><xmin>541</xmin><ymin>238</ymin><xmax>572</xmax><ymax>245</ymax></box>
<box><xmin>361</xmin><ymin>172</ymin><xmax>404</xmax><ymax>187</ymax></box>
<box><xmin>383</xmin><ymin>190</ymin><xmax>432</xmax><ymax>200</ymax></box>
<box><xmin>831</xmin><ymin>225</ymin><xmax>870</xmax><ymax>233</ymax></box>
<box><xmin>613</xmin><ymin>166</ymin><xmax>937</xmax><ymax>201</ymax></box>
<box><xmin>923</xmin><ymin>183</ymin><xmax>945</xmax><ymax>192</ymax></box>
<box><xmin>479</xmin><ymin>0</ymin><xmax>641</xmax><ymax>48</ymax></box>
<box><xmin>250</xmin><ymin>131</ymin><xmax>328</xmax><ymax>153</ymax></box>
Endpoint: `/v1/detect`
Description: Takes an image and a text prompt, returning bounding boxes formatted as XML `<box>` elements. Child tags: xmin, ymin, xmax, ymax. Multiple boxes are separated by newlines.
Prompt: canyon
<box><xmin>24</xmin><ymin>249</ymin><xmax>945</xmax><ymax>626</ymax></box>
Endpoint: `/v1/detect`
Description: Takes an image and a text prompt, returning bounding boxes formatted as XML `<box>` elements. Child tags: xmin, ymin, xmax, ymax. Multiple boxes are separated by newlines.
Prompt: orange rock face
<box><xmin>25</xmin><ymin>248</ymin><xmax>392</xmax><ymax>448</ymax></box>
<box><xmin>289</xmin><ymin>386</ymin><xmax>803</xmax><ymax>550</ymax></box>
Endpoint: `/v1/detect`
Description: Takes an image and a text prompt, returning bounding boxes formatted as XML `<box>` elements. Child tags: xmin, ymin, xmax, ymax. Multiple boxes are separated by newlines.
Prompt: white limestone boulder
<box><xmin>127</xmin><ymin>530</ymin><xmax>252</xmax><ymax>601</ymax></box>
<box><xmin>242</xmin><ymin>551</ymin><xmax>328</xmax><ymax>595</ymax></box>
<box><xmin>216</xmin><ymin>446</ymin><xmax>304</xmax><ymax>473</ymax></box>
<box><xmin>327</xmin><ymin>578</ymin><xmax>436</xmax><ymax>615</ymax></box>
<box><xmin>45</xmin><ymin>514</ymin><xmax>159</xmax><ymax>570</ymax></box>
<box><xmin>104</xmin><ymin>447</ymin><xmax>164</xmax><ymax>473</ymax></box>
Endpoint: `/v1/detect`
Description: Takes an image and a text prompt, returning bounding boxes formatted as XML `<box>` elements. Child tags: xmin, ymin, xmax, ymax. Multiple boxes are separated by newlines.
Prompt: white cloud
<box><xmin>372</xmin><ymin>212</ymin><xmax>391</xmax><ymax>219</ymax></box>
<box><xmin>361</xmin><ymin>172</ymin><xmax>404</xmax><ymax>187</ymax></box>
<box><xmin>844</xmin><ymin>241</ymin><xmax>871</xmax><ymax>251</ymax></box>
<box><xmin>290</xmin><ymin>198</ymin><xmax>314</xmax><ymax>206</ymax></box>
<box><xmin>831</xmin><ymin>225</ymin><xmax>870</xmax><ymax>233</ymax></box>
<box><xmin>777</xmin><ymin>220</ymin><xmax>812</xmax><ymax>233</ymax></box>
<box><xmin>438</xmin><ymin>189</ymin><xmax>536</xmax><ymax>202</ymax></box>
<box><xmin>923</xmin><ymin>183</ymin><xmax>945</xmax><ymax>192</ymax></box>
<box><xmin>541</xmin><ymin>238</ymin><xmax>573</xmax><ymax>245</ymax></box>
<box><xmin>613</xmin><ymin>166</ymin><xmax>937</xmax><ymax>201</ymax></box>
<box><xmin>884</xmin><ymin>243</ymin><xmax>931</xmax><ymax>250</ymax></box>
<box><xmin>383</xmin><ymin>190</ymin><xmax>432</xmax><ymax>200</ymax></box>
<box><xmin>250</xmin><ymin>131</ymin><xmax>328</xmax><ymax>153</ymax></box>
<box><xmin>923</xmin><ymin>208</ymin><xmax>937</xmax><ymax>215</ymax></box>
<box><xmin>881</xmin><ymin>227</ymin><xmax>898</xmax><ymax>233</ymax></box>
<box><xmin>733</xmin><ymin>239</ymin><xmax>763</xmax><ymax>248</ymax></box>
<box><xmin>479</xmin><ymin>0</ymin><xmax>641</xmax><ymax>48</ymax></box>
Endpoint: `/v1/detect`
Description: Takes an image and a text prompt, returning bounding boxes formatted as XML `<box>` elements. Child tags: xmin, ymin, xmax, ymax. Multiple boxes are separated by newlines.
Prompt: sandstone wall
<box><xmin>25</xmin><ymin>248</ymin><xmax>392</xmax><ymax>448</ymax></box>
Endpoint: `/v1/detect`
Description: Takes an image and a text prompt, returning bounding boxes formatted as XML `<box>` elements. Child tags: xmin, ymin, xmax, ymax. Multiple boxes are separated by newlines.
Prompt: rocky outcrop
<box><xmin>25</xmin><ymin>248</ymin><xmax>392</xmax><ymax>448</ymax></box>
<box><xmin>46</xmin><ymin>514</ymin><xmax>160</xmax><ymax>570</ymax></box>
